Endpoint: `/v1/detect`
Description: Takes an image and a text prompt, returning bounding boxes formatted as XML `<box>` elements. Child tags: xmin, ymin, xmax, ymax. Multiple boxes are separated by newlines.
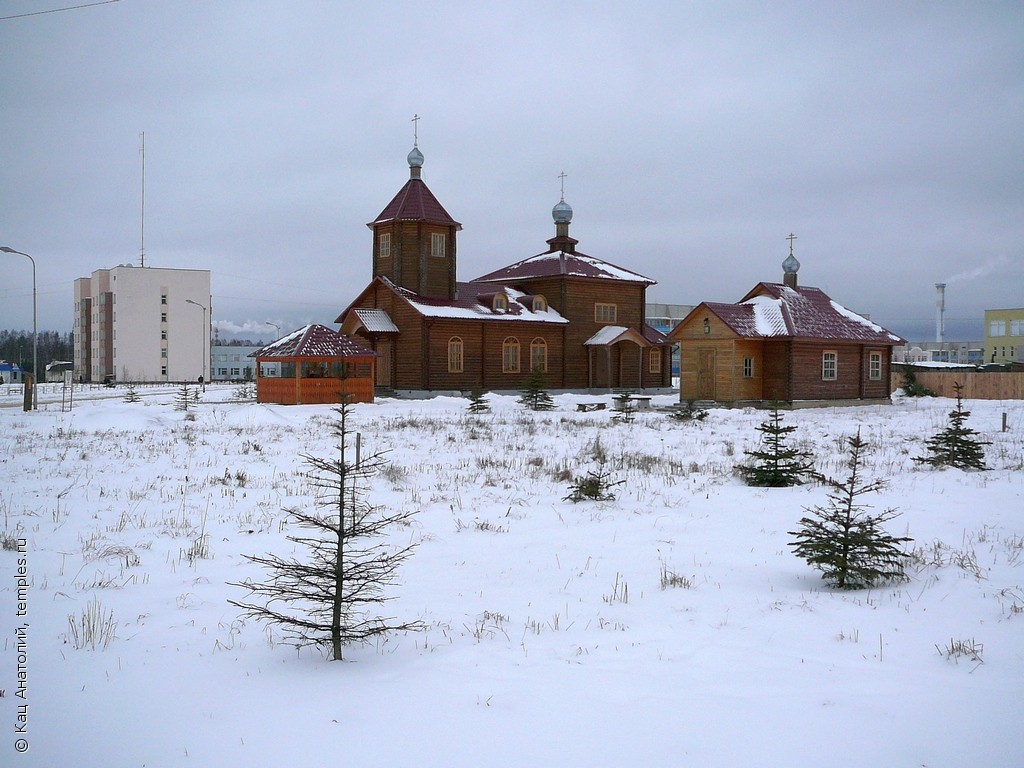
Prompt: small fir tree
<box><xmin>900</xmin><ymin>368</ymin><xmax>935</xmax><ymax>397</ymax></box>
<box><xmin>173</xmin><ymin>383</ymin><xmax>193</xmax><ymax>412</ymax></box>
<box><xmin>519</xmin><ymin>367</ymin><xmax>554</xmax><ymax>411</ymax></box>
<box><xmin>789</xmin><ymin>429</ymin><xmax>912</xmax><ymax>589</ymax></box>
<box><xmin>229</xmin><ymin>400</ymin><xmax>420</xmax><ymax>660</ymax></box>
<box><xmin>612</xmin><ymin>392</ymin><xmax>637</xmax><ymax>424</ymax></box>
<box><xmin>737</xmin><ymin>406</ymin><xmax>814</xmax><ymax>487</ymax></box>
<box><xmin>563</xmin><ymin>463</ymin><xmax>624</xmax><ymax>503</ymax></box>
<box><xmin>914</xmin><ymin>382</ymin><xmax>990</xmax><ymax>470</ymax></box>
<box><xmin>123</xmin><ymin>384</ymin><xmax>141</xmax><ymax>404</ymax></box>
<box><xmin>467</xmin><ymin>388</ymin><xmax>490</xmax><ymax>414</ymax></box>
<box><xmin>668</xmin><ymin>400</ymin><xmax>708</xmax><ymax>424</ymax></box>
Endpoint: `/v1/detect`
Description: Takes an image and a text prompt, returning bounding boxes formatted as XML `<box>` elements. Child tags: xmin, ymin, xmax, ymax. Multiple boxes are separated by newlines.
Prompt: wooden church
<box><xmin>668</xmin><ymin>243</ymin><xmax>905</xmax><ymax>407</ymax></box>
<box><xmin>336</xmin><ymin>144</ymin><xmax>673</xmax><ymax>393</ymax></box>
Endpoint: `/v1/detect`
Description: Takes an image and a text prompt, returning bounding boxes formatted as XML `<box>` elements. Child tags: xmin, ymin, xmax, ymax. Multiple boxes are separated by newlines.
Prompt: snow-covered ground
<box><xmin>2</xmin><ymin>386</ymin><xmax>1022</xmax><ymax>767</ymax></box>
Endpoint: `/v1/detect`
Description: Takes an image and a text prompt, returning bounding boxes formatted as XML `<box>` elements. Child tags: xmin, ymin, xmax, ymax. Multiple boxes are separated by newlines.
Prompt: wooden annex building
<box><xmin>335</xmin><ymin>144</ymin><xmax>673</xmax><ymax>393</ymax></box>
<box><xmin>669</xmin><ymin>251</ymin><xmax>904</xmax><ymax>407</ymax></box>
<box><xmin>255</xmin><ymin>324</ymin><xmax>376</xmax><ymax>405</ymax></box>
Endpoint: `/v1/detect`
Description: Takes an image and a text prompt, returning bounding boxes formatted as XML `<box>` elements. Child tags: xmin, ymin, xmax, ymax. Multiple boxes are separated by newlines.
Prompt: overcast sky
<box><xmin>2</xmin><ymin>0</ymin><xmax>1021</xmax><ymax>343</ymax></box>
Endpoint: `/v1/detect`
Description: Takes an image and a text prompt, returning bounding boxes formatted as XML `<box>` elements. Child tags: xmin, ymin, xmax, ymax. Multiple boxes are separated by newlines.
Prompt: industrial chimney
<box><xmin>935</xmin><ymin>283</ymin><xmax>946</xmax><ymax>343</ymax></box>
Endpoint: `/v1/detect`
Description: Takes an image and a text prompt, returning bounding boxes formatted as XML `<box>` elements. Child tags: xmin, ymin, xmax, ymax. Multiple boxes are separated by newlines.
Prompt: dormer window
<box><xmin>493</xmin><ymin>294</ymin><xmax>508</xmax><ymax>312</ymax></box>
<box><xmin>532</xmin><ymin>295</ymin><xmax>547</xmax><ymax>312</ymax></box>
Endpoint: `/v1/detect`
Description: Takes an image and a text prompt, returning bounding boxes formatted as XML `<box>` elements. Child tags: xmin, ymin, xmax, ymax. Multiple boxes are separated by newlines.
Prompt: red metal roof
<box><xmin>256</xmin><ymin>324</ymin><xmax>376</xmax><ymax>358</ymax></box>
<box><xmin>368</xmin><ymin>178</ymin><xmax>461</xmax><ymax>228</ymax></box>
<box><xmin>472</xmin><ymin>249</ymin><xmax>655</xmax><ymax>285</ymax></box>
<box><xmin>698</xmin><ymin>283</ymin><xmax>904</xmax><ymax>344</ymax></box>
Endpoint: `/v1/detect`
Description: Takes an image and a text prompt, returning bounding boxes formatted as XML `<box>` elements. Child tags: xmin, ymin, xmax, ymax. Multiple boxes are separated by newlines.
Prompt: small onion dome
<box><xmin>407</xmin><ymin>146</ymin><xmax>424</xmax><ymax>168</ymax></box>
<box><xmin>552</xmin><ymin>199</ymin><xmax>573</xmax><ymax>223</ymax></box>
<box><xmin>782</xmin><ymin>253</ymin><xmax>800</xmax><ymax>274</ymax></box>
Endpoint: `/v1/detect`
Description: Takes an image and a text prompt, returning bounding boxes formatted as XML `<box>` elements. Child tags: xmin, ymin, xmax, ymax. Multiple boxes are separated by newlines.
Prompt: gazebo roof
<box><xmin>256</xmin><ymin>324</ymin><xmax>376</xmax><ymax>359</ymax></box>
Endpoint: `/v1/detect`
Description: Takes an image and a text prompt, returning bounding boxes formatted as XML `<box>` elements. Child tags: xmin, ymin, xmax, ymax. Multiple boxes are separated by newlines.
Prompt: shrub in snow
<box><xmin>900</xmin><ymin>368</ymin><xmax>935</xmax><ymax>397</ymax></box>
<box><xmin>668</xmin><ymin>400</ymin><xmax>708</xmax><ymax>424</ymax></box>
<box><xmin>914</xmin><ymin>382</ymin><xmax>990</xmax><ymax>471</ymax></box>
<box><xmin>123</xmin><ymin>384</ymin><xmax>141</xmax><ymax>404</ymax></box>
<box><xmin>229</xmin><ymin>399</ymin><xmax>421</xmax><ymax>661</ymax></box>
<box><xmin>737</xmin><ymin>406</ymin><xmax>814</xmax><ymax>487</ymax></box>
<box><xmin>519</xmin><ymin>367</ymin><xmax>554</xmax><ymax>411</ymax></box>
<box><xmin>467</xmin><ymin>388</ymin><xmax>490</xmax><ymax>413</ymax></box>
<box><xmin>174</xmin><ymin>383</ymin><xmax>194</xmax><ymax>412</ymax></box>
<box><xmin>564</xmin><ymin>463</ymin><xmax>623</xmax><ymax>503</ymax></box>
<box><xmin>788</xmin><ymin>429</ymin><xmax>912</xmax><ymax>590</ymax></box>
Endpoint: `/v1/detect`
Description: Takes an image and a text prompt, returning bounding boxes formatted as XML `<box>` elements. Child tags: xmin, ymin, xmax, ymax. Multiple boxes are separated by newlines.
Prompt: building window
<box><xmin>378</xmin><ymin>232</ymin><xmax>391</xmax><ymax>260</ymax></box>
<box><xmin>989</xmin><ymin>320</ymin><xmax>1006</xmax><ymax>337</ymax></box>
<box><xmin>1012</xmin><ymin>320</ymin><xmax>1024</xmax><ymax>336</ymax></box>
<box><xmin>161</xmin><ymin>312</ymin><xmax>167</xmax><ymax>323</ymax></box>
<box><xmin>822</xmin><ymin>351</ymin><xmax>837</xmax><ymax>380</ymax></box>
<box><xmin>493</xmin><ymin>294</ymin><xmax>508</xmax><ymax>311</ymax></box>
<box><xmin>532</xmin><ymin>296</ymin><xmax>547</xmax><ymax>312</ymax></box>
<box><xmin>161</xmin><ymin>294</ymin><xmax>167</xmax><ymax>305</ymax></box>
<box><xmin>869</xmin><ymin>352</ymin><xmax>882</xmax><ymax>380</ymax></box>
<box><xmin>161</xmin><ymin>349</ymin><xmax>168</xmax><ymax>358</ymax></box>
<box><xmin>448</xmin><ymin>337</ymin><xmax>464</xmax><ymax>373</ymax></box>
<box><xmin>595</xmin><ymin>303</ymin><xmax>617</xmax><ymax>323</ymax></box>
<box><xmin>431</xmin><ymin>232</ymin><xmax>445</xmax><ymax>259</ymax></box>
<box><xmin>231</xmin><ymin>368</ymin><xmax>241</xmax><ymax>377</ymax></box>
<box><xmin>161</xmin><ymin>365</ymin><xmax>167</xmax><ymax>376</ymax></box>
<box><xmin>502</xmin><ymin>337</ymin><xmax>520</xmax><ymax>373</ymax></box>
<box><xmin>650</xmin><ymin>350</ymin><xmax>662</xmax><ymax>375</ymax></box>
<box><xmin>743</xmin><ymin>357</ymin><xmax>754</xmax><ymax>378</ymax></box>
<box><xmin>530</xmin><ymin>338</ymin><xmax>547</xmax><ymax>372</ymax></box>
<box><xmin>161</xmin><ymin>330</ymin><xmax>167</xmax><ymax>340</ymax></box>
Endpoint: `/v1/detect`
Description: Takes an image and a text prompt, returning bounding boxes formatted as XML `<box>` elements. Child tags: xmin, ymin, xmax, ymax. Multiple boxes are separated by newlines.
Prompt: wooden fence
<box><xmin>891</xmin><ymin>370</ymin><xmax>1024</xmax><ymax>399</ymax></box>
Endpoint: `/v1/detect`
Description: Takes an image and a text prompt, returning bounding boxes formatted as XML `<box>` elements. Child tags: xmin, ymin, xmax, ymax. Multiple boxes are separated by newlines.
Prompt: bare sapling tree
<box><xmin>230</xmin><ymin>399</ymin><xmax>420</xmax><ymax>660</ymax></box>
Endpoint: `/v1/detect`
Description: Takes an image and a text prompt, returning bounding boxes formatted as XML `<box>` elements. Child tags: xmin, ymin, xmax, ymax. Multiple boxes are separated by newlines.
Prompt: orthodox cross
<box><xmin>411</xmin><ymin>114</ymin><xmax>420</xmax><ymax>147</ymax></box>
<box><xmin>786</xmin><ymin>232</ymin><xmax>797</xmax><ymax>256</ymax></box>
<box><xmin>558</xmin><ymin>170</ymin><xmax>567</xmax><ymax>201</ymax></box>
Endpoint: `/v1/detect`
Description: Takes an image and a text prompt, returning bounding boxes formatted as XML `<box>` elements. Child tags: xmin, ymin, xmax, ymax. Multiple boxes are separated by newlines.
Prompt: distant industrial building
<box><xmin>73</xmin><ymin>265</ymin><xmax>211</xmax><ymax>383</ymax></box>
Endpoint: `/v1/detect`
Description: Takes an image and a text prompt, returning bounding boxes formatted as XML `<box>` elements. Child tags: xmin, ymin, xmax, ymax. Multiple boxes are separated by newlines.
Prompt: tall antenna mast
<box><xmin>139</xmin><ymin>131</ymin><xmax>146</xmax><ymax>267</ymax></box>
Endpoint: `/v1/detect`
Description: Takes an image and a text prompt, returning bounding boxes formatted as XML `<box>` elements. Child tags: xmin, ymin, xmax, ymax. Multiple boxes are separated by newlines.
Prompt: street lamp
<box><xmin>265</xmin><ymin>321</ymin><xmax>280</xmax><ymax>340</ymax></box>
<box><xmin>1</xmin><ymin>246</ymin><xmax>37</xmax><ymax>410</ymax></box>
<box><xmin>185</xmin><ymin>299</ymin><xmax>208</xmax><ymax>392</ymax></box>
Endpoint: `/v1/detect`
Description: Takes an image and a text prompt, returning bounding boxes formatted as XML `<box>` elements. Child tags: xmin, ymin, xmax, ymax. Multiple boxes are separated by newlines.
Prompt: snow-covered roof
<box><xmin>352</xmin><ymin>308</ymin><xmax>399</xmax><ymax>333</ymax></box>
<box><xmin>256</xmin><ymin>324</ymin><xmax>376</xmax><ymax>358</ymax></box>
<box><xmin>384</xmin><ymin>279</ymin><xmax>569</xmax><ymax>324</ymax></box>
<box><xmin>584</xmin><ymin>325</ymin><xmax>652</xmax><ymax>347</ymax></box>
<box><xmin>472</xmin><ymin>250</ymin><xmax>655</xmax><ymax>285</ymax></box>
<box><xmin>698</xmin><ymin>283</ymin><xmax>904</xmax><ymax>344</ymax></box>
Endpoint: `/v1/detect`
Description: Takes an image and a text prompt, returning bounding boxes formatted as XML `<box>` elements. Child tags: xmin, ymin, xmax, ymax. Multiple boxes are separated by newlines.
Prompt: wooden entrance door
<box><xmin>697</xmin><ymin>348</ymin><xmax>716</xmax><ymax>400</ymax></box>
<box><xmin>375</xmin><ymin>340</ymin><xmax>393</xmax><ymax>387</ymax></box>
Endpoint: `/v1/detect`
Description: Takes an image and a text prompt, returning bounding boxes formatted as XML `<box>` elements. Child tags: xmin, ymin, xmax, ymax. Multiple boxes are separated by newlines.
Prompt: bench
<box><xmin>577</xmin><ymin>402</ymin><xmax>607</xmax><ymax>412</ymax></box>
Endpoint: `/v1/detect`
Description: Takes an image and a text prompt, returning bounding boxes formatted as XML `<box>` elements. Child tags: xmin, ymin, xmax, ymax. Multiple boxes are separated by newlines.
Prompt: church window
<box><xmin>595</xmin><ymin>303</ymin><xmax>617</xmax><ymax>323</ymax></box>
<box><xmin>378</xmin><ymin>233</ymin><xmax>391</xmax><ymax>260</ymax></box>
<box><xmin>448</xmin><ymin>337</ymin><xmax>464</xmax><ymax>373</ymax></box>
<box><xmin>502</xmin><ymin>337</ymin><xmax>520</xmax><ymax>373</ymax></box>
<box><xmin>431</xmin><ymin>232</ymin><xmax>445</xmax><ymax>259</ymax></box>
<box><xmin>493</xmin><ymin>294</ymin><xmax>508</xmax><ymax>311</ymax></box>
<box><xmin>532</xmin><ymin>296</ymin><xmax>547</xmax><ymax>312</ymax></box>
<box><xmin>530</xmin><ymin>338</ymin><xmax>547</xmax><ymax>372</ymax></box>
<box><xmin>650</xmin><ymin>350</ymin><xmax>662</xmax><ymax>374</ymax></box>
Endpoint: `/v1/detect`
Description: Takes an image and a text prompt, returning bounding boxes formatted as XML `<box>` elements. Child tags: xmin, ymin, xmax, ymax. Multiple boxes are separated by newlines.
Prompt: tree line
<box><xmin>0</xmin><ymin>330</ymin><xmax>73</xmax><ymax>375</ymax></box>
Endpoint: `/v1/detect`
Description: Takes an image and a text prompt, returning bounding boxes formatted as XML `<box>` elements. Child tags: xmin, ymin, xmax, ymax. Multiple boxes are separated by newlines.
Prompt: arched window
<box><xmin>502</xmin><ymin>337</ymin><xmax>520</xmax><ymax>373</ymax></box>
<box><xmin>493</xmin><ymin>294</ymin><xmax>508</xmax><ymax>312</ymax></box>
<box><xmin>448</xmin><ymin>337</ymin><xmax>464</xmax><ymax>373</ymax></box>
<box><xmin>649</xmin><ymin>349</ymin><xmax>662</xmax><ymax>374</ymax></box>
<box><xmin>530</xmin><ymin>338</ymin><xmax>547</xmax><ymax>373</ymax></box>
<box><xmin>532</xmin><ymin>295</ymin><xmax>547</xmax><ymax>312</ymax></box>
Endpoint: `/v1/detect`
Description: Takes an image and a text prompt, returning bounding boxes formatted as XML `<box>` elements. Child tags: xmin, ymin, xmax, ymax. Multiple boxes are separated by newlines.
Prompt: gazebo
<box><xmin>254</xmin><ymin>324</ymin><xmax>376</xmax><ymax>405</ymax></box>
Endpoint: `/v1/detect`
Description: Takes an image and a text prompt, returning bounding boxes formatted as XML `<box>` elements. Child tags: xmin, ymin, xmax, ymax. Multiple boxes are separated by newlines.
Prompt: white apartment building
<box><xmin>73</xmin><ymin>265</ymin><xmax>211</xmax><ymax>383</ymax></box>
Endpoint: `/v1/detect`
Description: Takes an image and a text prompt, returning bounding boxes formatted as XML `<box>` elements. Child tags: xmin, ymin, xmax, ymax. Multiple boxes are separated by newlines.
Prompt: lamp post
<box><xmin>265</xmin><ymin>321</ymin><xmax>280</xmax><ymax>341</ymax></box>
<box><xmin>185</xmin><ymin>299</ymin><xmax>207</xmax><ymax>392</ymax></box>
<box><xmin>1</xmin><ymin>246</ymin><xmax>37</xmax><ymax>410</ymax></box>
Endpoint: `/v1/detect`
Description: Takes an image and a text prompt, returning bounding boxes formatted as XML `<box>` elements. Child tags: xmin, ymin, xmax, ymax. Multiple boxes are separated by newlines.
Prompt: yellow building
<box><xmin>984</xmin><ymin>308</ymin><xmax>1024</xmax><ymax>364</ymax></box>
